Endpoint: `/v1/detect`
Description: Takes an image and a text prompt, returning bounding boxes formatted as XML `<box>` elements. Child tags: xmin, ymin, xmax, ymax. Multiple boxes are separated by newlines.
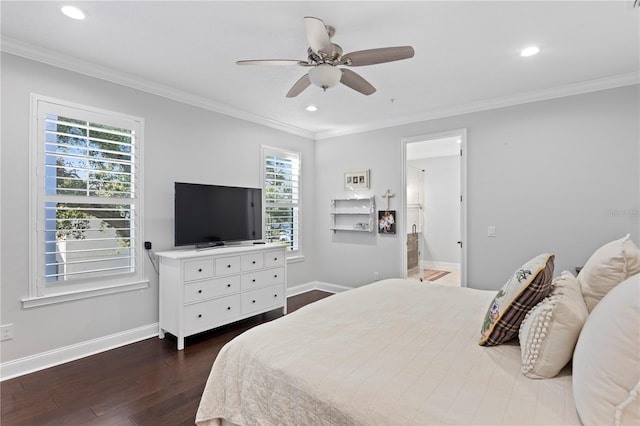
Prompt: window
<box><xmin>28</xmin><ymin>95</ymin><xmax>146</xmax><ymax>305</ymax></box>
<box><xmin>262</xmin><ymin>146</ymin><xmax>301</xmax><ymax>255</ymax></box>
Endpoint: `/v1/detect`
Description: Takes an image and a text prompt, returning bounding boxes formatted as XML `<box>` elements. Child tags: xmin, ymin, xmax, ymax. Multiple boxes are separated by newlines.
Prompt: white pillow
<box><xmin>519</xmin><ymin>271</ymin><xmax>588</xmax><ymax>379</ymax></box>
<box><xmin>573</xmin><ymin>273</ymin><xmax>640</xmax><ymax>426</ymax></box>
<box><xmin>577</xmin><ymin>234</ymin><xmax>640</xmax><ymax>312</ymax></box>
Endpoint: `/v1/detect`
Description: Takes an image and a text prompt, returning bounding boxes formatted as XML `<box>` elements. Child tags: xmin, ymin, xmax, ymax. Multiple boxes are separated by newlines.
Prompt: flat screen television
<box><xmin>174</xmin><ymin>182</ymin><xmax>262</xmax><ymax>248</ymax></box>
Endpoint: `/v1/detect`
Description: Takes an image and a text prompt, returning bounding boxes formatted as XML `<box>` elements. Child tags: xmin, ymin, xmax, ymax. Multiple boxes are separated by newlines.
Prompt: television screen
<box><xmin>174</xmin><ymin>182</ymin><xmax>262</xmax><ymax>247</ymax></box>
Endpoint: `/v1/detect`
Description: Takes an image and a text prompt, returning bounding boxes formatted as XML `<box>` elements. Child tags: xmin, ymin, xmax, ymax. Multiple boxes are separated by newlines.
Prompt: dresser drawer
<box><xmin>214</xmin><ymin>256</ymin><xmax>241</xmax><ymax>276</ymax></box>
<box><xmin>184</xmin><ymin>295</ymin><xmax>240</xmax><ymax>334</ymax></box>
<box><xmin>184</xmin><ymin>275</ymin><xmax>240</xmax><ymax>304</ymax></box>
<box><xmin>241</xmin><ymin>253</ymin><xmax>264</xmax><ymax>271</ymax></box>
<box><xmin>241</xmin><ymin>284</ymin><xmax>285</xmax><ymax>315</ymax></box>
<box><xmin>241</xmin><ymin>267</ymin><xmax>285</xmax><ymax>291</ymax></box>
<box><xmin>184</xmin><ymin>259</ymin><xmax>214</xmax><ymax>282</ymax></box>
<box><xmin>264</xmin><ymin>250</ymin><xmax>285</xmax><ymax>268</ymax></box>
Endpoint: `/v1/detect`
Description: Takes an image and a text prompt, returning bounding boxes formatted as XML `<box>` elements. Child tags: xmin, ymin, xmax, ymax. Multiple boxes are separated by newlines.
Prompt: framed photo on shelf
<box><xmin>344</xmin><ymin>169</ymin><xmax>370</xmax><ymax>190</ymax></box>
<box><xmin>378</xmin><ymin>210</ymin><xmax>396</xmax><ymax>234</ymax></box>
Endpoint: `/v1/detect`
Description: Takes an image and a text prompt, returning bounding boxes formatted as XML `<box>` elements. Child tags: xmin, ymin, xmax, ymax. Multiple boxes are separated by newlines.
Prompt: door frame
<box><xmin>400</xmin><ymin>128</ymin><xmax>468</xmax><ymax>286</ymax></box>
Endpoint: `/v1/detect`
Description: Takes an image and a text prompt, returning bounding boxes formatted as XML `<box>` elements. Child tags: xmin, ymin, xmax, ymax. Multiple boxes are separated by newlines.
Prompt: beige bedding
<box><xmin>196</xmin><ymin>279</ymin><xmax>580</xmax><ymax>425</ymax></box>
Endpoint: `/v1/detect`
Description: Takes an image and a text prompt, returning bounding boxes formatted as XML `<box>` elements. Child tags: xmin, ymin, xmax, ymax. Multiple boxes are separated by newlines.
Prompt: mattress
<box><xmin>196</xmin><ymin>279</ymin><xmax>580</xmax><ymax>425</ymax></box>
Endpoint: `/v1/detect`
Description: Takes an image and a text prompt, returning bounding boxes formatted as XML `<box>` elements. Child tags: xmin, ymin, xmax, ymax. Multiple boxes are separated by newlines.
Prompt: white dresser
<box><xmin>156</xmin><ymin>243</ymin><xmax>287</xmax><ymax>350</ymax></box>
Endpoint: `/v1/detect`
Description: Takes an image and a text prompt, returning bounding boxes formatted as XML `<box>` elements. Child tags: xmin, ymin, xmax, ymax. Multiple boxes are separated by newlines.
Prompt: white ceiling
<box><xmin>2</xmin><ymin>1</ymin><xmax>638</xmax><ymax>140</ymax></box>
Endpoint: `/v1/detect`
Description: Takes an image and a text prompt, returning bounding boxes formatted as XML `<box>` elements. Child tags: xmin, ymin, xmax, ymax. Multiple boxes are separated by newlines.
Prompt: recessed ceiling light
<box><xmin>520</xmin><ymin>46</ymin><xmax>540</xmax><ymax>57</ymax></box>
<box><xmin>305</xmin><ymin>105</ymin><xmax>318</xmax><ymax>112</ymax></box>
<box><xmin>61</xmin><ymin>5</ymin><xmax>87</xmax><ymax>20</ymax></box>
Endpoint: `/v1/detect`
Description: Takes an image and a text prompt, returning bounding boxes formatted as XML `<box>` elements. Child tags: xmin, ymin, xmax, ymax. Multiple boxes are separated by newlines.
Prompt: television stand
<box><xmin>195</xmin><ymin>242</ymin><xmax>225</xmax><ymax>250</ymax></box>
<box><xmin>156</xmin><ymin>243</ymin><xmax>287</xmax><ymax>350</ymax></box>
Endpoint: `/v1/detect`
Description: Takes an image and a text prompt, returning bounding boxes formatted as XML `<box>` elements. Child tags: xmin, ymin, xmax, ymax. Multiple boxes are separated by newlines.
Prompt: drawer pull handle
<box><xmin>252</xmin><ymin>260</ymin><xmax>256</xmax><ymax>264</ymax></box>
<box><xmin>274</xmin><ymin>257</ymin><xmax>278</xmax><ymax>261</ymax></box>
<box><xmin>274</xmin><ymin>294</ymin><xmax>278</xmax><ymax>298</ymax></box>
<box><xmin>198</xmin><ymin>314</ymin><xmax>202</xmax><ymax>318</ymax></box>
<box><xmin>227</xmin><ymin>306</ymin><xmax>231</xmax><ymax>310</ymax></box>
<box><xmin>252</xmin><ymin>279</ymin><xmax>256</xmax><ymax>283</ymax></box>
<box><xmin>198</xmin><ymin>268</ymin><xmax>202</xmax><ymax>272</ymax></box>
<box><xmin>252</xmin><ymin>300</ymin><xmax>256</xmax><ymax>303</ymax></box>
<box><xmin>227</xmin><ymin>264</ymin><xmax>231</xmax><ymax>268</ymax></box>
<box><xmin>274</xmin><ymin>274</ymin><xmax>278</xmax><ymax>278</ymax></box>
<box><xmin>198</xmin><ymin>290</ymin><xmax>202</xmax><ymax>294</ymax></box>
<box><xmin>227</xmin><ymin>284</ymin><xmax>231</xmax><ymax>288</ymax></box>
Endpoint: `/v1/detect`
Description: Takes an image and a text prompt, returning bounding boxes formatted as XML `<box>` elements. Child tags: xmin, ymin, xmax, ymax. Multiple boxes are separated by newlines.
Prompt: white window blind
<box><xmin>31</xmin><ymin>97</ymin><xmax>145</xmax><ymax>300</ymax></box>
<box><xmin>263</xmin><ymin>147</ymin><xmax>300</xmax><ymax>253</ymax></box>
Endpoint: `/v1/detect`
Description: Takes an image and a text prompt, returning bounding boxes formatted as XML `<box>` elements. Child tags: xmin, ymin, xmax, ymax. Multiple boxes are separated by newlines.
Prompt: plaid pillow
<box><xmin>479</xmin><ymin>253</ymin><xmax>555</xmax><ymax>346</ymax></box>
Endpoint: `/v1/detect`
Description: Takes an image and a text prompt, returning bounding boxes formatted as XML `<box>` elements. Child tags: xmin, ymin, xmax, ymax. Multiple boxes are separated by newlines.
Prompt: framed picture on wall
<box><xmin>344</xmin><ymin>169</ymin><xmax>370</xmax><ymax>190</ymax></box>
<box><xmin>378</xmin><ymin>210</ymin><xmax>396</xmax><ymax>234</ymax></box>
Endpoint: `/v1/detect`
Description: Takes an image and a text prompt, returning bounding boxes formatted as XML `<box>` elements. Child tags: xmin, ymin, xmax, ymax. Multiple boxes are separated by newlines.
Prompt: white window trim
<box><xmin>261</xmin><ymin>145</ymin><xmax>303</xmax><ymax>260</ymax></box>
<box><xmin>25</xmin><ymin>94</ymin><xmax>147</xmax><ymax>308</ymax></box>
<box><xmin>22</xmin><ymin>280</ymin><xmax>149</xmax><ymax>309</ymax></box>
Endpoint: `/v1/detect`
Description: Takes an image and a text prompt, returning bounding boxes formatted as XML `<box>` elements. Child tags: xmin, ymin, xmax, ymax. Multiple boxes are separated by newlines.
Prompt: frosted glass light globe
<box><xmin>308</xmin><ymin>64</ymin><xmax>341</xmax><ymax>91</ymax></box>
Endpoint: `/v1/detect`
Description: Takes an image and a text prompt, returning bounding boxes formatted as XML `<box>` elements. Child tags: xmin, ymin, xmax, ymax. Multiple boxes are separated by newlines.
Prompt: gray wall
<box><xmin>0</xmin><ymin>53</ymin><xmax>315</xmax><ymax>363</ymax></box>
<box><xmin>314</xmin><ymin>84</ymin><xmax>639</xmax><ymax>289</ymax></box>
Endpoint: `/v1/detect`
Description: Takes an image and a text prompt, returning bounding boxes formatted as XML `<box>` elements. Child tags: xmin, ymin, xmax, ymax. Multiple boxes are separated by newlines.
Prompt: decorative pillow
<box><xmin>519</xmin><ymin>271</ymin><xmax>588</xmax><ymax>379</ymax></box>
<box><xmin>577</xmin><ymin>234</ymin><xmax>640</xmax><ymax>312</ymax></box>
<box><xmin>573</xmin><ymin>273</ymin><xmax>640</xmax><ymax>426</ymax></box>
<box><xmin>479</xmin><ymin>253</ymin><xmax>555</xmax><ymax>346</ymax></box>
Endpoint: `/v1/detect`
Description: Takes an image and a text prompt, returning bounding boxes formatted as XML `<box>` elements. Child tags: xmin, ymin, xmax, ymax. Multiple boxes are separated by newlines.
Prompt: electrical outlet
<box><xmin>1</xmin><ymin>324</ymin><xmax>14</xmax><ymax>341</ymax></box>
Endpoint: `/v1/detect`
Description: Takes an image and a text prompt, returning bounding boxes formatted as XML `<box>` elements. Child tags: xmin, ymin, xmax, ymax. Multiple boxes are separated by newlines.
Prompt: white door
<box><xmin>406</xmin><ymin>165</ymin><xmax>424</xmax><ymax>280</ymax></box>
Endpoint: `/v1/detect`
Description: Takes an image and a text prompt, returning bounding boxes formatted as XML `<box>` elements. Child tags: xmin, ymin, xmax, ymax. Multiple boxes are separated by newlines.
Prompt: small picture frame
<box><xmin>378</xmin><ymin>210</ymin><xmax>396</xmax><ymax>234</ymax></box>
<box><xmin>344</xmin><ymin>170</ymin><xmax>370</xmax><ymax>190</ymax></box>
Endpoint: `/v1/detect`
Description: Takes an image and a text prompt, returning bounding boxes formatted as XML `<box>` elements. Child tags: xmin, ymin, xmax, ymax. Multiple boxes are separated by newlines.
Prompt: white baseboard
<box><xmin>287</xmin><ymin>281</ymin><xmax>352</xmax><ymax>297</ymax></box>
<box><xmin>314</xmin><ymin>281</ymin><xmax>352</xmax><ymax>294</ymax></box>
<box><xmin>286</xmin><ymin>282</ymin><xmax>317</xmax><ymax>297</ymax></box>
<box><xmin>423</xmin><ymin>261</ymin><xmax>460</xmax><ymax>270</ymax></box>
<box><xmin>0</xmin><ymin>323</ymin><xmax>158</xmax><ymax>381</ymax></box>
<box><xmin>2</xmin><ymin>283</ymin><xmax>352</xmax><ymax>381</ymax></box>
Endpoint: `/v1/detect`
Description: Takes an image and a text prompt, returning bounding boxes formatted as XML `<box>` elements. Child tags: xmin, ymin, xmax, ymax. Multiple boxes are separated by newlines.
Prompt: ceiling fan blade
<box><xmin>340</xmin><ymin>69</ymin><xmax>376</xmax><ymax>95</ymax></box>
<box><xmin>342</xmin><ymin>46</ymin><xmax>415</xmax><ymax>66</ymax></box>
<box><xmin>286</xmin><ymin>73</ymin><xmax>311</xmax><ymax>98</ymax></box>
<box><xmin>304</xmin><ymin>16</ymin><xmax>333</xmax><ymax>55</ymax></box>
<box><xmin>237</xmin><ymin>59</ymin><xmax>308</xmax><ymax>66</ymax></box>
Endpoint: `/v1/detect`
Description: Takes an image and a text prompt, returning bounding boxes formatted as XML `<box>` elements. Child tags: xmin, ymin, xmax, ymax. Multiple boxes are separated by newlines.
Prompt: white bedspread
<box><xmin>196</xmin><ymin>279</ymin><xmax>579</xmax><ymax>425</ymax></box>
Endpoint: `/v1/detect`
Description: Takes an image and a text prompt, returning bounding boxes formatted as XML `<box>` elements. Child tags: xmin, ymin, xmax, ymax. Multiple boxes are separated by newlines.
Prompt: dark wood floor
<box><xmin>1</xmin><ymin>290</ymin><xmax>332</xmax><ymax>426</ymax></box>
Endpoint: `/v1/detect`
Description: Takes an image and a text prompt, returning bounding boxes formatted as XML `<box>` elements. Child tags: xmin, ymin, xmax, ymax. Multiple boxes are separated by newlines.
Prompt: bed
<box><xmin>196</xmin><ymin>236</ymin><xmax>640</xmax><ymax>426</ymax></box>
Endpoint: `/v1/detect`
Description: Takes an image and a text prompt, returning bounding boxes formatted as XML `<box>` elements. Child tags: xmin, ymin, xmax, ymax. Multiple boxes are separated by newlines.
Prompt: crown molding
<box><xmin>1</xmin><ymin>37</ymin><xmax>315</xmax><ymax>140</ymax></box>
<box><xmin>3</xmin><ymin>37</ymin><xmax>637</xmax><ymax>142</ymax></box>
<box><xmin>314</xmin><ymin>72</ymin><xmax>639</xmax><ymax>140</ymax></box>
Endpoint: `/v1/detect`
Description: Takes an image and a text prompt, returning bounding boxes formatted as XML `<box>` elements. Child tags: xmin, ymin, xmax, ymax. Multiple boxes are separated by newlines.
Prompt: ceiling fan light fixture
<box><xmin>238</xmin><ymin>17</ymin><xmax>414</xmax><ymax>97</ymax></box>
<box><xmin>308</xmin><ymin>64</ymin><xmax>341</xmax><ymax>91</ymax></box>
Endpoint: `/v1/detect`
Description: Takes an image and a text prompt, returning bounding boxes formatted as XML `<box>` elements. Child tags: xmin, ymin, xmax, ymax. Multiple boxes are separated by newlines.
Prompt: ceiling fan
<box><xmin>236</xmin><ymin>17</ymin><xmax>415</xmax><ymax>97</ymax></box>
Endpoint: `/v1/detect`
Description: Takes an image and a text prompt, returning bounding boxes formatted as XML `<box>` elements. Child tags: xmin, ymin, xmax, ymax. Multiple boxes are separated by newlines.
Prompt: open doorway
<box><xmin>402</xmin><ymin>130</ymin><xmax>467</xmax><ymax>287</ymax></box>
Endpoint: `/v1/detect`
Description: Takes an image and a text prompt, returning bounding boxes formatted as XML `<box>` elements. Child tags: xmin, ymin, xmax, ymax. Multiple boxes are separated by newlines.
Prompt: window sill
<box><xmin>22</xmin><ymin>280</ymin><xmax>150</xmax><ymax>309</ymax></box>
<box><xmin>286</xmin><ymin>254</ymin><xmax>305</xmax><ymax>264</ymax></box>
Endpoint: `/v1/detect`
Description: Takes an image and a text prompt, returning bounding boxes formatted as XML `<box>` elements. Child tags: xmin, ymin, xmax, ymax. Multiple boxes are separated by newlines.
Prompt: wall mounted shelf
<box><xmin>330</xmin><ymin>196</ymin><xmax>375</xmax><ymax>233</ymax></box>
